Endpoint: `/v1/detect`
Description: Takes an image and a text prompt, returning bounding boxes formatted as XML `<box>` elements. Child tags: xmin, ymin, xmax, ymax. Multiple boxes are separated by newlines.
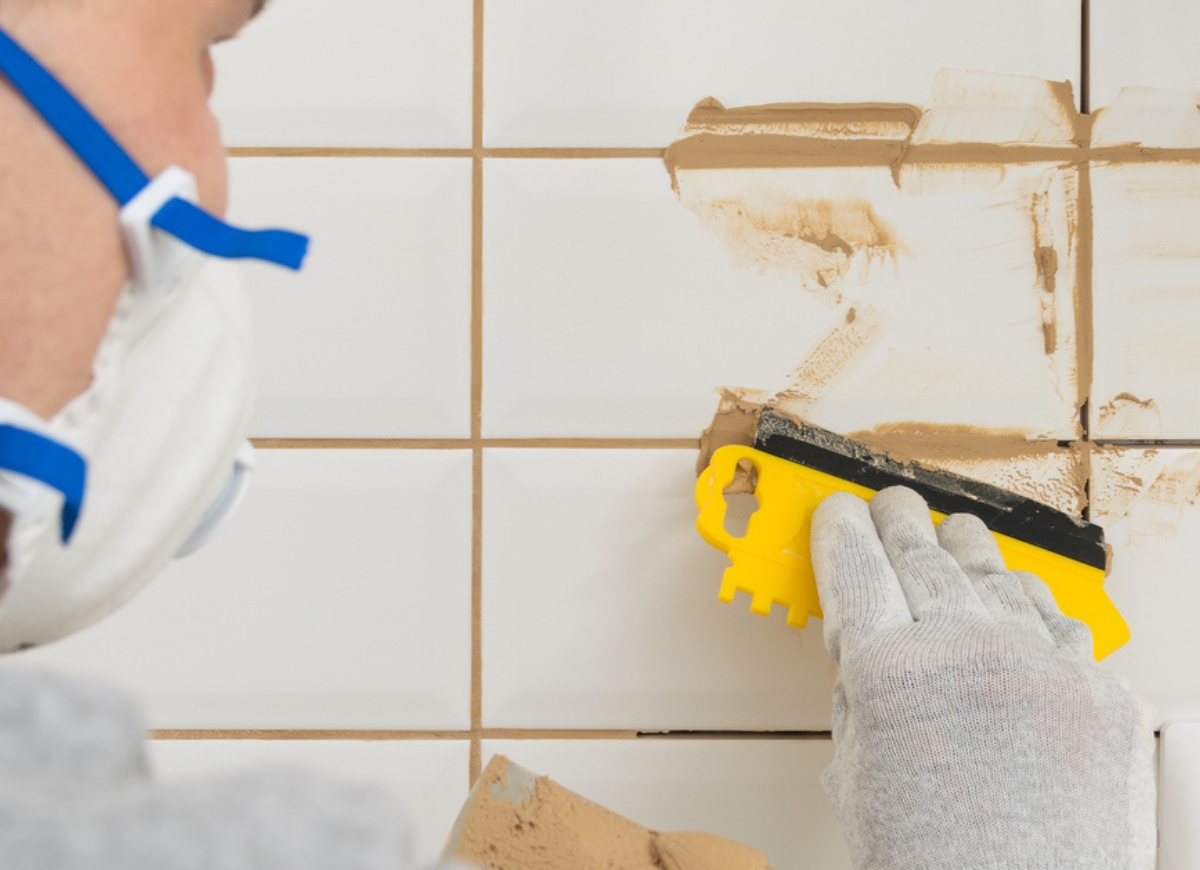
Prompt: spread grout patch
<box><xmin>675</xmin><ymin>69</ymin><xmax>1200</xmax><ymax>509</ymax></box>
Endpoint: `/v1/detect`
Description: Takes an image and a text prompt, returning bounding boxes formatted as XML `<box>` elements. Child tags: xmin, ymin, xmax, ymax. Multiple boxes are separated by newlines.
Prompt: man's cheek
<box><xmin>202</xmin><ymin>49</ymin><xmax>215</xmax><ymax>99</ymax></box>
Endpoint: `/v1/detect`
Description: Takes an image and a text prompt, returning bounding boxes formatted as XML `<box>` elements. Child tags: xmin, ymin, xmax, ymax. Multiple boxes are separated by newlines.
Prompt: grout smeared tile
<box><xmin>666</xmin><ymin>71</ymin><xmax>1088</xmax><ymax>442</ymax></box>
<box><xmin>1090</xmin><ymin>0</ymin><xmax>1200</xmax><ymax>115</ymax></box>
<box><xmin>1090</xmin><ymin>89</ymin><xmax>1200</xmax><ymax>438</ymax></box>
<box><xmin>1092</xmin><ymin>87</ymin><xmax>1200</xmax><ymax>149</ymax></box>
<box><xmin>908</xmin><ymin>70</ymin><xmax>1083</xmax><ymax>146</ymax></box>
<box><xmin>698</xmin><ymin>395</ymin><xmax>1086</xmax><ymax>516</ymax></box>
<box><xmin>1094</xmin><ymin>448</ymin><xmax>1200</xmax><ymax>724</ymax></box>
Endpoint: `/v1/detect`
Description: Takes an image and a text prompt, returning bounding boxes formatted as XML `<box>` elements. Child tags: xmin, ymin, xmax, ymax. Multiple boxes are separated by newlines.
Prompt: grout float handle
<box><xmin>696</xmin><ymin>445</ymin><xmax>873</xmax><ymax>628</ymax></box>
<box><xmin>696</xmin><ymin>444</ymin><xmax>1129</xmax><ymax>658</ymax></box>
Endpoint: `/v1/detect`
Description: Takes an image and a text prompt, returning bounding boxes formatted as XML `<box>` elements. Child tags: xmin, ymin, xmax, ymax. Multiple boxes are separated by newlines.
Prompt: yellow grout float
<box><xmin>696</xmin><ymin>411</ymin><xmax>1129</xmax><ymax>659</ymax></box>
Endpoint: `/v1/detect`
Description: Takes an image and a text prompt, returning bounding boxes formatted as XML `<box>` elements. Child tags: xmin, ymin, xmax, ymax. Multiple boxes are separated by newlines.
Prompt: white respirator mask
<box><xmin>0</xmin><ymin>27</ymin><xmax>308</xmax><ymax>651</ymax></box>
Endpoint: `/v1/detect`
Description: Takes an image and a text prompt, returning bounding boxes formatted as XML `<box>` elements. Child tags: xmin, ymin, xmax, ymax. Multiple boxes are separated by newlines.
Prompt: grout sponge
<box><xmin>442</xmin><ymin>754</ymin><xmax>772</xmax><ymax>870</ymax></box>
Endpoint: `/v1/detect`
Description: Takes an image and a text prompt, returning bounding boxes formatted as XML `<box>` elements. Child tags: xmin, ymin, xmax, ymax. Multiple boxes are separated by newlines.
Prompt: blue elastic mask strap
<box><xmin>0</xmin><ymin>426</ymin><xmax>86</xmax><ymax>544</ymax></box>
<box><xmin>0</xmin><ymin>26</ymin><xmax>308</xmax><ymax>269</ymax></box>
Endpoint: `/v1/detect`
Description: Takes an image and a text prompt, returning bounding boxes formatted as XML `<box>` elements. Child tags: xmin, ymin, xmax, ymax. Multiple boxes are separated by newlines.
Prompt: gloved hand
<box><xmin>0</xmin><ymin>664</ymin><xmax>473</xmax><ymax>870</ymax></box>
<box><xmin>810</xmin><ymin>486</ymin><xmax>1156</xmax><ymax>870</ymax></box>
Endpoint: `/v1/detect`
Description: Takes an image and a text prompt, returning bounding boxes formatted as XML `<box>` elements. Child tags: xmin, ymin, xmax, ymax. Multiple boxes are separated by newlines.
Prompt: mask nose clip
<box><xmin>118</xmin><ymin>166</ymin><xmax>199</xmax><ymax>295</ymax></box>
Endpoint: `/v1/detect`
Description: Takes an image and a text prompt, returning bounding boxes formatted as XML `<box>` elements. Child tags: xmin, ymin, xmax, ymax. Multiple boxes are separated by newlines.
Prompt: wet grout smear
<box><xmin>1093</xmin><ymin>448</ymin><xmax>1200</xmax><ymax>546</ymax></box>
<box><xmin>846</xmin><ymin>422</ymin><xmax>1087</xmax><ymax>517</ymax></box>
<box><xmin>1097</xmin><ymin>394</ymin><xmax>1164</xmax><ymax>438</ymax></box>
<box><xmin>683</xmin><ymin>196</ymin><xmax>900</xmax><ymax>308</ymax></box>
<box><xmin>769</xmin><ymin>305</ymin><xmax>888</xmax><ymax>418</ymax></box>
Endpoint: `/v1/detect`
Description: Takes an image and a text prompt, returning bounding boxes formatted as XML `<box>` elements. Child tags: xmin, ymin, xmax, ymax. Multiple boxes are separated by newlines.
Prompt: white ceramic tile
<box><xmin>480</xmin><ymin>739</ymin><xmax>850</xmax><ymax>870</ymax></box>
<box><xmin>1091</xmin><ymin>160</ymin><xmax>1200</xmax><ymax>439</ymax></box>
<box><xmin>19</xmin><ymin>450</ymin><xmax>473</xmax><ymax>730</ymax></box>
<box><xmin>1093</xmin><ymin>448</ymin><xmax>1200</xmax><ymax>725</ymax></box>
<box><xmin>151</xmin><ymin>740</ymin><xmax>469</xmax><ymax>866</ymax></box>
<box><xmin>1091</xmin><ymin>0</ymin><xmax>1200</xmax><ymax>112</ymax></box>
<box><xmin>211</xmin><ymin>0</ymin><xmax>472</xmax><ymax>147</ymax></box>
<box><xmin>1160</xmin><ymin>722</ymin><xmax>1200</xmax><ymax>870</ymax></box>
<box><xmin>484</xmin><ymin>0</ymin><xmax>1080</xmax><ymax>146</ymax></box>
<box><xmin>228</xmin><ymin>158</ymin><xmax>472</xmax><ymax>438</ymax></box>
<box><xmin>482</xmin><ymin>449</ymin><xmax>836</xmax><ymax>730</ymax></box>
<box><xmin>483</xmin><ymin>159</ymin><xmax>1081</xmax><ymax>439</ymax></box>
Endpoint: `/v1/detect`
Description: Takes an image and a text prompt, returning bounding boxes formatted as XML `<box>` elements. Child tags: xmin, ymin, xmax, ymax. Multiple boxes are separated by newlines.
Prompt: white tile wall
<box><xmin>483</xmin><ymin>158</ymin><xmax>1080</xmax><ymax>439</ymax></box>
<box><xmin>480</xmin><ymin>739</ymin><xmax>851</xmax><ymax>870</ymax></box>
<box><xmin>482</xmin><ymin>449</ymin><xmax>835</xmax><ymax>730</ymax></box>
<box><xmin>19</xmin><ymin>0</ymin><xmax>1200</xmax><ymax>861</ymax></box>
<box><xmin>151</xmin><ymin>740</ymin><xmax>470</xmax><ymax>866</ymax></box>
<box><xmin>211</xmin><ymin>0</ymin><xmax>473</xmax><ymax>147</ymax></box>
<box><xmin>228</xmin><ymin>158</ymin><xmax>473</xmax><ymax>438</ymax></box>
<box><xmin>1091</xmin><ymin>0</ymin><xmax>1200</xmax><ymax>111</ymax></box>
<box><xmin>1091</xmin><ymin>161</ymin><xmax>1200</xmax><ymax>439</ymax></box>
<box><xmin>1094</xmin><ymin>448</ymin><xmax>1200</xmax><ymax>726</ymax></box>
<box><xmin>484</xmin><ymin>0</ymin><xmax>1081</xmax><ymax>146</ymax></box>
<box><xmin>21</xmin><ymin>450</ymin><xmax>474</xmax><ymax>730</ymax></box>
<box><xmin>482</xmin><ymin>158</ymin><xmax>821</xmax><ymax>438</ymax></box>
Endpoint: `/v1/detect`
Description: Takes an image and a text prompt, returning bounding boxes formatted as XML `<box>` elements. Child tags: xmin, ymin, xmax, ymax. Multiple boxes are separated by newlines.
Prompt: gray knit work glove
<box><xmin>810</xmin><ymin>486</ymin><xmax>1156</xmax><ymax>870</ymax></box>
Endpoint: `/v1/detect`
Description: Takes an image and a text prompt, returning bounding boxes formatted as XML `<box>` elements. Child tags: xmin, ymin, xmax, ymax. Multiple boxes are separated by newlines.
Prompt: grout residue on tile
<box><xmin>667</xmin><ymin>70</ymin><xmax>1094</xmax><ymax>438</ymax></box>
<box><xmin>1097</xmin><ymin>394</ymin><xmax>1164</xmax><ymax>438</ymax></box>
<box><xmin>678</xmin><ymin>71</ymin><xmax>1200</xmax><ymax>517</ymax></box>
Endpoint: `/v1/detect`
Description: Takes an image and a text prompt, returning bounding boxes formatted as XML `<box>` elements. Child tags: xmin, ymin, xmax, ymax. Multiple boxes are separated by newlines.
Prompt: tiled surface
<box><xmin>480</xmin><ymin>739</ymin><xmax>851</xmax><ymax>870</ymax></box>
<box><xmin>1094</xmin><ymin>448</ymin><xmax>1200</xmax><ymax>726</ymax></box>
<box><xmin>482</xmin><ymin>159</ymin><xmax>815</xmax><ymax>438</ymax></box>
<box><xmin>15</xmin><ymin>0</ymin><xmax>1200</xmax><ymax>861</ymax></box>
<box><xmin>1091</xmin><ymin>161</ymin><xmax>1200</xmax><ymax>438</ymax></box>
<box><xmin>228</xmin><ymin>158</ymin><xmax>473</xmax><ymax>438</ymax></box>
<box><xmin>20</xmin><ymin>451</ymin><xmax>473</xmax><ymax>730</ymax></box>
<box><xmin>1091</xmin><ymin>0</ymin><xmax>1200</xmax><ymax>112</ymax></box>
<box><xmin>150</xmin><ymin>740</ymin><xmax>470</xmax><ymax>866</ymax></box>
<box><xmin>484</xmin><ymin>0</ymin><xmax>1080</xmax><ymax>146</ymax></box>
<box><xmin>482</xmin><ymin>449</ymin><xmax>835</xmax><ymax>730</ymax></box>
<box><xmin>483</xmin><ymin>158</ymin><xmax>1081</xmax><ymax>439</ymax></box>
<box><xmin>211</xmin><ymin>0</ymin><xmax>473</xmax><ymax>147</ymax></box>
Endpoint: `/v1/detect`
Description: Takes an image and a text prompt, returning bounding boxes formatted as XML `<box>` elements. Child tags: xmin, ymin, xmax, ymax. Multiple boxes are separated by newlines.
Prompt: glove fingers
<box><xmin>812</xmin><ymin>491</ymin><xmax>913</xmax><ymax>662</ymax></box>
<box><xmin>869</xmin><ymin>487</ymin><xmax>989</xmax><ymax>621</ymax></box>
<box><xmin>936</xmin><ymin>513</ymin><xmax>1054</xmax><ymax>641</ymax></box>
<box><xmin>1018</xmin><ymin>571</ymin><xmax>1095</xmax><ymax>657</ymax></box>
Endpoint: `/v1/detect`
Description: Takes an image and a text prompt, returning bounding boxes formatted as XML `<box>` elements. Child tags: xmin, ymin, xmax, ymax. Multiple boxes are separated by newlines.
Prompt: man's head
<box><xmin>0</xmin><ymin>0</ymin><xmax>267</xmax><ymax>215</ymax></box>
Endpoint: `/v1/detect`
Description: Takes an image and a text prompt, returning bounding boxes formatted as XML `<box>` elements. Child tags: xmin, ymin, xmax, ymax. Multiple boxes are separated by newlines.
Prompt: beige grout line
<box><xmin>227</xmin><ymin>147</ymin><xmax>666</xmax><ymax>159</ymax></box>
<box><xmin>252</xmin><ymin>439</ymin><xmax>471</xmax><ymax>450</ymax></box>
<box><xmin>251</xmin><ymin>438</ymin><xmax>702</xmax><ymax>450</ymax></box>
<box><xmin>480</xmin><ymin>729</ymin><xmax>639</xmax><ymax>740</ymax></box>
<box><xmin>479</xmin><ymin>438</ymin><xmax>699</xmax><ymax>449</ymax></box>
<box><xmin>227</xmin><ymin>144</ymin><xmax>1200</xmax><ymax>164</ymax></box>
<box><xmin>469</xmin><ymin>0</ymin><xmax>485</xmax><ymax>790</ymax></box>
<box><xmin>227</xmin><ymin>147</ymin><xmax>474</xmax><ymax>158</ymax></box>
<box><xmin>253</xmin><ymin>437</ymin><xmax>1200</xmax><ymax>451</ymax></box>
<box><xmin>152</xmin><ymin>730</ymin><xmax>473</xmax><ymax>741</ymax></box>
<box><xmin>484</xmin><ymin>148</ymin><xmax>666</xmax><ymax>159</ymax></box>
<box><xmin>1077</xmin><ymin>136</ymin><xmax>1096</xmax><ymax>520</ymax></box>
<box><xmin>150</xmin><ymin>729</ymin><xmax>828</xmax><ymax>742</ymax></box>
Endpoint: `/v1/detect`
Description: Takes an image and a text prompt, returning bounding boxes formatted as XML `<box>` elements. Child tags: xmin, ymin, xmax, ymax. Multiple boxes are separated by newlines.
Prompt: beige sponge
<box><xmin>442</xmin><ymin>754</ymin><xmax>771</xmax><ymax>870</ymax></box>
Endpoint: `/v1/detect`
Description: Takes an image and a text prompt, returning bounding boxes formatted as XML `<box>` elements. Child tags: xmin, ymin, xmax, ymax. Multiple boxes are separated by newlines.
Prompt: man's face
<box><xmin>0</xmin><ymin>0</ymin><xmax>267</xmax><ymax>216</ymax></box>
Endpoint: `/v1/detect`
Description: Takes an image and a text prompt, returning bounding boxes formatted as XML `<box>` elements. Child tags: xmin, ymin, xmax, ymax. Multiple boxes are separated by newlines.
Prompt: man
<box><xmin>0</xmin><ymin>1</ymin><xmax>1157</xmax><ymax>868</ymax></box>
<box><xmin>0</xmin><ymin>1</ymin><xmax>450</xmax><ymax>867</ymax></box>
